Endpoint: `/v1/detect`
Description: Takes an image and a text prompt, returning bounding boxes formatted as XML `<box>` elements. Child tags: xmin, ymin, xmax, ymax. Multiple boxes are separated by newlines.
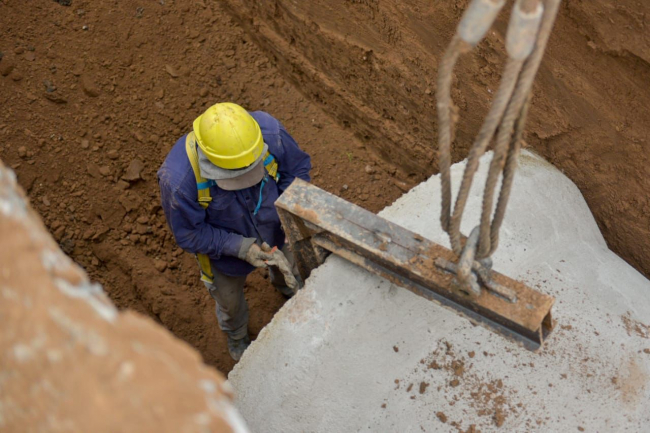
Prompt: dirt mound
<box><xmin>0</xmin><ymin>0</ymin><xmax>403</xmax><ymax>373</ymax></box>
<box><xmin>222</xmin><ymin>0</ymin><xmax>650</xmax><ymax>279</ymax></box>
<box><xmin>0</xmin><ymin>159</ymin><xmax>240</xmax><ymax>432</ymax></box>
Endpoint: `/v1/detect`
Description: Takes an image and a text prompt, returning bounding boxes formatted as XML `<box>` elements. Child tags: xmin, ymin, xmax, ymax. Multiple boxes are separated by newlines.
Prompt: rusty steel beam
<box><xmin>276</xmin><ymin>179</ymin><xmax>554</xmax><ymax>350</ymax></box>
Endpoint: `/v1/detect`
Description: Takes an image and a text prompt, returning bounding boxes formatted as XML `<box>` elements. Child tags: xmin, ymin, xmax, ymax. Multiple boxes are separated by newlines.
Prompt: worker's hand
<box><xmin>244</xmin><ymin>243</ymin><xmax>275</xmax><ymax>267</ymax></box>
<box><xmin>238</xmin><ymin>240</ymin><xmax>274</xmax><ymax>268</ymax></box>
<box><xmin>261</xmin><ymin>243</ymin><xmax>299</xmax><ymax>291</ymax></box>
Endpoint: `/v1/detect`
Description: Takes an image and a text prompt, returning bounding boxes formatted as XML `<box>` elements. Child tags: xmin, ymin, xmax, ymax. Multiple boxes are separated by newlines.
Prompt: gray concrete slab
<box><xmin>230</xmin><ymin>151</ymin><xmax>650</xmax><ymax>432</ymax></box>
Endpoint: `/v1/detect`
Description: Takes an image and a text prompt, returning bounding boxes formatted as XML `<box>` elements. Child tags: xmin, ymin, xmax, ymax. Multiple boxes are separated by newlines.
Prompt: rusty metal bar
<box><xmin>276</xmin><ymin>179</ymin><xmax>554</xmax><ymax>350</ymax></box>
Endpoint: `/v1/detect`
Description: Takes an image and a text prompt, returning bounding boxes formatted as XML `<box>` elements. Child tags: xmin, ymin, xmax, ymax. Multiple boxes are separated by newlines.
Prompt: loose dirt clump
<box><xmin>622</xmin><ymin>312</ymin><xmax>650</xmax><ymax>339</ymax></box>
<box><xmin>418</xmin><ymin>340</ymin><xmax>522</xmax><ymax>429</ymax></box>
<box><xmin>494</xmin><ymin>407</ymin><xmax>506</xmax><ymax>428</ymax></box>
<box><xmin>452</xmin><ymin>360</ymin><xmax>465</xmax><ymax>377</ymax></box>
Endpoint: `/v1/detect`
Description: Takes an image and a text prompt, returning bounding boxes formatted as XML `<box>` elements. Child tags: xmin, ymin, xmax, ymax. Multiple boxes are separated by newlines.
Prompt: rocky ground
<box><xmin>0</xmin><ymin>0</ymin><xmax>405</xmax><ymax>373</ymax></box>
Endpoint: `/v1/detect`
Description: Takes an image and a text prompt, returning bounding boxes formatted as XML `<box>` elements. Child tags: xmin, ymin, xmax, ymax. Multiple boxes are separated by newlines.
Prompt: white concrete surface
<box><xmin>230</xmin><ymin>151</ymin><xmax>650</xmax><ymax>432</ymax></box>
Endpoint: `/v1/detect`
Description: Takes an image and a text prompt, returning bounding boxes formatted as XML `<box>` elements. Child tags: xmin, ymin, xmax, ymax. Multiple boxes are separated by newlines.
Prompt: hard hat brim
<box><xmin>215</xmin><ymin>160</ymin><xmax>266</xmax><ymax>191</ymax></box>
<box><xmin>197</xmin><ymin>143</ymin><xmax>268</xmax><ymax>191</ymax></box>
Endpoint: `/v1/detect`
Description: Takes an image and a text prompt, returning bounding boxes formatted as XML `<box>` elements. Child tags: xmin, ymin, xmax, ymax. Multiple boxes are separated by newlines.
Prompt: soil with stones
<box><xmin>223</xmin><ymin>0</ymin><xmax>650</xmax><ymax>279</ymax></box>
<box><xmin>0</xmin><ymin>0</ymin><xmax>404</xmax><ymax>374</ymax></box>
<box><xmin>2</xmin><ymin>0</ymin><xmax>649</xmax><ymax>376</ymax></box>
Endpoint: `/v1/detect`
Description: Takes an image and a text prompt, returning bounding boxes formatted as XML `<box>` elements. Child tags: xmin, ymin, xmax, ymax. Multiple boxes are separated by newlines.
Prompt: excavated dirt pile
<box><xmin>0</xmin><ymin>159</ymin><xmax>242</xmax><ymax>432</ymax></box>
<box><xmin>1</xmin><ymin>0</ymin><xmax>649</xmax><ymax>376</ymax></box>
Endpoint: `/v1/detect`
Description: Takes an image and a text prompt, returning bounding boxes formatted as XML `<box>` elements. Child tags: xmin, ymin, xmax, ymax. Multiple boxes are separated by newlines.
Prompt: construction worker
<box><xmin>157</xmin><ymin>102</ymin><xmax>311</xmax><ymax>361</ymax></box>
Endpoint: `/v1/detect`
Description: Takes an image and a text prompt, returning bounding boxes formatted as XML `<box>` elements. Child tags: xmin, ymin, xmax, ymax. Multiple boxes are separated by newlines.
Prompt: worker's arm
<box><xmin>159</xmin><ymin>183</ymin><xmax>243</xmax><ymax>259</ymax></box>
<box><xmin>276</xmin><ymin>126</ymin><xmax>311</xmax><ymax>193</ymax></box>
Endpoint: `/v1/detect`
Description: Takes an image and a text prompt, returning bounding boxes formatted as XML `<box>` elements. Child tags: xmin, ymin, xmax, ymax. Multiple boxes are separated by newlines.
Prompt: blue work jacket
<box><xmin>157</xmin><ymin>111</ymin><xmax>311</xmax><ymax>277</ymax></box>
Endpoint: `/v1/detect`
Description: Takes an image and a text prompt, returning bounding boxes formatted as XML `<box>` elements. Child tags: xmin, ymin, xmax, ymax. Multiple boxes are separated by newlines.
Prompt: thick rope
<box><xmin>489</xmin><ymin>96</ymin><xmax>530</xmax><ymax>255</ymax></box>
<box><xmin>435</xmin><ymin>0</ymin><xmax>561</xmax><ymax>297</ymax></box>
<box><xmin>448</xmin><ymin>58</ymin><xmax>524</xmax><ymax>256</ymax></box>
<box><xmin>437</xmin><ymin>36</ymin><xmax>468</xmax><ymax>238</ymax></box>
<box><xmin>476</xmin><ymin>0</ymin><xmax>562</xmax><ymax>259</ymax></box>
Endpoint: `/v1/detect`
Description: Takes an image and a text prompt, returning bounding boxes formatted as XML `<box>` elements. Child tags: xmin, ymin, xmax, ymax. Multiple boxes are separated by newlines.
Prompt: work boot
<box><xmin>275</xmin><ymin>285</ymin><xmax>296</xmax><ymax>299</ymax></box>
<box><xmin>227</xmin><ymin>334</ymin><xmax>251</xmax><ymax>361</ymax></box>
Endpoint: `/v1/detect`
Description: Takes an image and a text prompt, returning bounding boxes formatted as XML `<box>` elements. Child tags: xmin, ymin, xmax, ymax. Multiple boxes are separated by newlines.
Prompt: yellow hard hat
<box><xmin>192</xmin><ymin>102</ymin><xmax>264</xmax><ymax>170</ymax></box>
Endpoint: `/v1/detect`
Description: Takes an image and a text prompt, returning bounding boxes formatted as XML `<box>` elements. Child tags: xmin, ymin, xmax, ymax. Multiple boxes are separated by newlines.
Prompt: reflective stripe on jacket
<box><xmin>157</xmin><ymin>111</ymin><xmax>311</xmax><ymax>276</ymax></box>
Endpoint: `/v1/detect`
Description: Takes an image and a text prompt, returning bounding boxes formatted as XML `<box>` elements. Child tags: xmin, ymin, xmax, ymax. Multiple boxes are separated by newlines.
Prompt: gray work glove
<box><xmin>237</xmin><ymin>238</ymin><xmax>273</xmax><ymax>268</ymax></box>
<box><xmin>237</xmin><ymin>238</ymin><xmax>299</xmax><ymax>292</ymax></box>
<box><xmin>261</xmin><ymin>243</ymin><xmax>299</xmax><ymax>292</ymax></box>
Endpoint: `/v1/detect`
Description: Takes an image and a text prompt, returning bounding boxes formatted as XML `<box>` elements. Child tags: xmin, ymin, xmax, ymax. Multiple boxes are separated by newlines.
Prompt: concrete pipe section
<box><xmin>230</xmin><ymin>151</ymin><xmax>650</xmax><ymax>432</ymax></box>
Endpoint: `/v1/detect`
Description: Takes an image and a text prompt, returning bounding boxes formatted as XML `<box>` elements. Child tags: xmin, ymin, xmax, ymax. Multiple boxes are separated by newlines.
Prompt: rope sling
<box><xmin>435</xmin><ymin>0</ymin><xmax>561</xmax><ymax>300</ymax></box>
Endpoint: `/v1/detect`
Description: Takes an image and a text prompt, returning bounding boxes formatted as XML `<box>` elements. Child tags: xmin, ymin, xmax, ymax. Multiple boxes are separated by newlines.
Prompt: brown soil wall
<box><xmin>222</xmin><ymin>0</ymin><xmax>650</xmax><ymax>278</ymax></box>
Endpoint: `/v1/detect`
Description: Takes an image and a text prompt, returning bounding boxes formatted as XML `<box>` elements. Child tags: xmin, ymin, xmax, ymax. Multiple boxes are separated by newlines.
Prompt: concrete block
<box><xmin>230</xmin><ymin>151</ymin><xmax>650</xmax><ymax>432</ymax></box>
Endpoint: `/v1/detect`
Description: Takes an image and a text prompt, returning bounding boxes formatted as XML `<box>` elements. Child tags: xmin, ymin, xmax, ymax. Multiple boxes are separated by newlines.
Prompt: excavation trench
<box><xmin>222</xmin><ymin>0</ymin><xmax>650</xmax><ymax>279</ymax></box>
<box><xmin>1</xmin><ymin>0</ymin><xmax>649</xmax><ymax>376</ymax></box>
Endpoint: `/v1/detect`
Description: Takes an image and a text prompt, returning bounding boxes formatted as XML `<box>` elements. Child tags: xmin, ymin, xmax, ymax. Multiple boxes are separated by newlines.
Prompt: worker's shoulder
<box><xmin>250</xmin><ymin>111</ymin><xmax>283</xmax><ymax>135</ymax></box>
<box><xmin>157</xmin><ymin>134</ymin><xmax>193</xmax><ymax>193</ymax></box>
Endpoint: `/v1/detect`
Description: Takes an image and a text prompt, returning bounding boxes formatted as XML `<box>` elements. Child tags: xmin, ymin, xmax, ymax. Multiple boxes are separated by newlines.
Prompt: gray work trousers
<box><xmin>203</xmin><ymin>244</ymin><xmax>298</xmax><ymax>340</ymax></box>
